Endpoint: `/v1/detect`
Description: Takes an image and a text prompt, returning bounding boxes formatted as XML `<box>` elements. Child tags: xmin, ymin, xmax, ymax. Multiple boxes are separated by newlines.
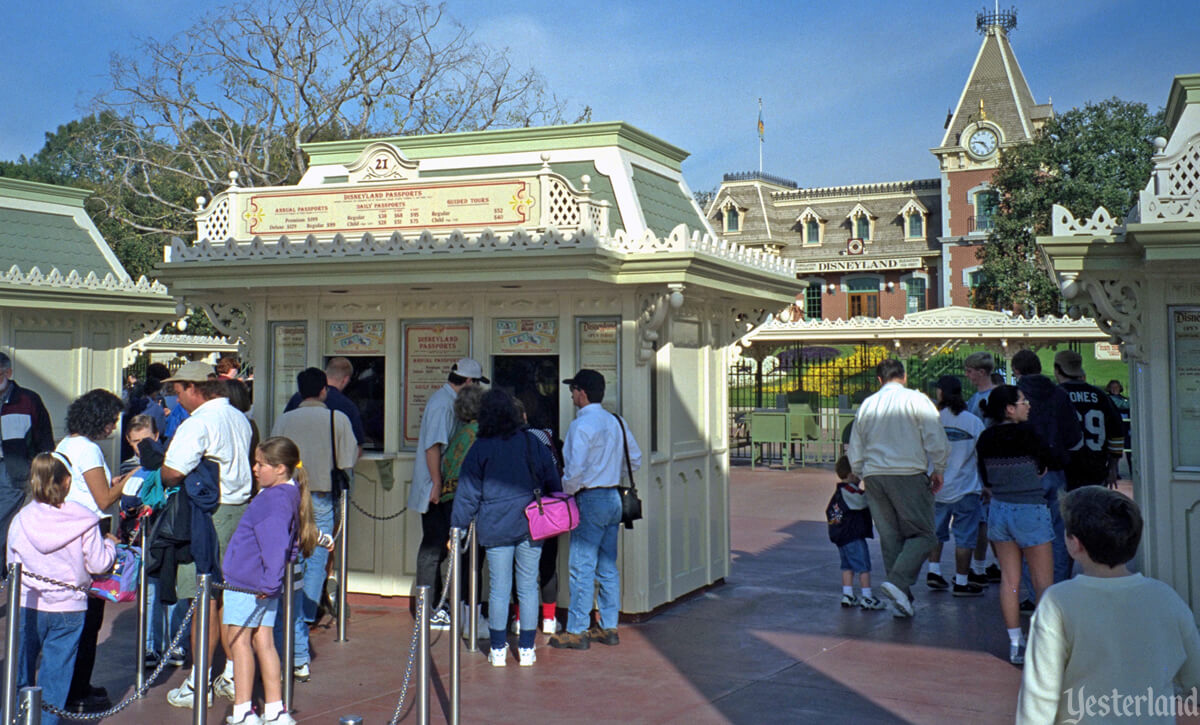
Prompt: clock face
<box><xmin>968</xmin><ymin>128</ymin><xmax>998</xmax><ymax>158</ymax></box>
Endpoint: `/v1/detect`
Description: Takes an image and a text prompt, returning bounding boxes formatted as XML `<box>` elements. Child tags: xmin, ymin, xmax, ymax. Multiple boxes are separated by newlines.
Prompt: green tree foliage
<box><xmin>973</xmin><ymin>98</ymin><xmax>1167</xmax><ymax>314</ymax></box>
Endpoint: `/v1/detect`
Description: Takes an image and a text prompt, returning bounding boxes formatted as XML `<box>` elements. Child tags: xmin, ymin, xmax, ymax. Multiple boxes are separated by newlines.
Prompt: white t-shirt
<box><xmin>56</xmin><ymin>435</ymin><xmax>112</xmax><ymax>518</ymax></box>
<box><xmin>164</xmin><ymin>397</ymin><xmax>252</xmax><ymax>504</ymax></box>
<box><xmin>936</xmin><ymin>407</ymin><xmax>985</xmax><ymax>503</ymax></box>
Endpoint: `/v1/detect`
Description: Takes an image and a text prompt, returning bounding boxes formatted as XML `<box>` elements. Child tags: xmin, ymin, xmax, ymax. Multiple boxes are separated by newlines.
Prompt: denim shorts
<box><xmin>837</xmin><ymin>539</ymin><xmax>871</xmax><ymax>574</ymax></box>
<box><xmin>987</xmin><ymin>500</ymin><xmax>1053</xmax><ymax>548</ymax></box>
<box><xmin>934</xmin><ymin>493</ymin><xmax>983</xmax><ymax>546</ymax></box>
<box><xmin>222</xmin><ymin>590</ymin><xmax>278</xmax><ymax>628</ymax></box>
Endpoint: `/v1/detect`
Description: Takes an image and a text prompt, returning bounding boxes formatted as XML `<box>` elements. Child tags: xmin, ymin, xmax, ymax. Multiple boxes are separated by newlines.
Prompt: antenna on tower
<box><xmin>977</xmin><ymin>5</ymin><xmax>1017</xmax><ymax>34</ymax></box>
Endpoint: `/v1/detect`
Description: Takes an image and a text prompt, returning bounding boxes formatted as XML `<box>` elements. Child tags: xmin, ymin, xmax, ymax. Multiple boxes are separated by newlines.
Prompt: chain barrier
<box><xmin>349</xmin><ymin>496</ymin><xmax>407</xmax><ymax>522</ymax></box>
<box><xmin>20</xmin><ymin>570</ymin><xmax>91</xmax><ymax>596</ymax></box>
<box><xmin>385</xmin><ymin>616</ymin><xmax>423</xmax><ymax>725</ymax></box>
<box><xmin>210</xmin><ymin>580</ymin><xmax>270</xmax><ymax>597</ymax></box>
<box><xmin>40</xmin><ymin>597</ymin><xmax>199</xmax><ymax>721</ymax></box>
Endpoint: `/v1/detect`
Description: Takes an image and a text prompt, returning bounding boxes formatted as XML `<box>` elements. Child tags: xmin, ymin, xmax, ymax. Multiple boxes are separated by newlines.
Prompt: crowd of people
<box><xmin>2</xmin><ymin>352</ymin><xmax>643</xmax><ymax>723</ymax></box>
<box><xmin>833</xmin><ymin>351</ymin><xmax>1199</xmax><ymax>723</ymax></box>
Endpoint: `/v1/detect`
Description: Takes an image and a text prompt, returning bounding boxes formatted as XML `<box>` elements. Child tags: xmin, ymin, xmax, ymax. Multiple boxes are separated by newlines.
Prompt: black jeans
<box><xmin>415</xmin><ymin>501</ymin><xmax>452</xmax><ymax>609</ymax></box>
<box><xmin>539</xmin><ymin>535</ymin><xmax>559</xmax><ymax>605</ymax></box>
<box><xmin>68</xmin><ymin>519</ymin><xmax>109</xmax><ymax>702</ymax></box>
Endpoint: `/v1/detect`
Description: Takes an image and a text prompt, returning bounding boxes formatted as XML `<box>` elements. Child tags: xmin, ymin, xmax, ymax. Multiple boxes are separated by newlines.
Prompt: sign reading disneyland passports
<box><xmin>402</xmin><ymin>322</ymin><xmax>472</xmax><ymax>447</ymax></box>
<box><xmin>238</xmin><ymin>178</ymin><xmax>540</xmax><ymax>237</ymax></box>
<box><xmin>1170</xmin><ymin>307</ymin><xmax>1200</xmax><ymax>471</ymax></box>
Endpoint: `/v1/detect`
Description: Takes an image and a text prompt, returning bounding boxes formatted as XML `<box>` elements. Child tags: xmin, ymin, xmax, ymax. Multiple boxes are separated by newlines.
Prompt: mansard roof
<box><xmin>938</xmin><ymin>24</ymin><xmax>1052</xmax><ymax>150</ymax></box>
<box><xmin>710</xmin><ymin>175</ymin><xmax>942</xmax><ymax>258</ymax></box>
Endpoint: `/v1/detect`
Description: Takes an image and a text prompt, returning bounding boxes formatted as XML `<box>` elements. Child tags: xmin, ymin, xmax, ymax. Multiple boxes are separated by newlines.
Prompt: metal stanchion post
<box><xmin>193</xmin><ymin>573</ymin><xmax>211</xmax><ymax>725</ymax></box>
<box><xmin>282</xmin><ymin>562</ymin><xmax>297</xmax><ymax>711</ymax></box>
<box><xmin>4</xmin><ymin>563</ymin><xmax>23</xmax><ymax>725</ymax></box>
<box><xmin>466</xmin><ymin>524</ymin><xmax>479</xmax><ymax>653</ymax></box>
<box><xmin>336</xmin><ymin>488</ymin><xmax>349</xmax><ymax>642</ymax></box>
<box><xmin>136</xmin><ymin>526</ymin><xmax>148</xmax><ymax>695</ymax></box>
<box><xmin>449</xmin><ymin>527</ymin><xmax>461</xmax><ymax>725</ymax></box>
<box><xmin>338</xmin><ymin>717</ymin><xmax>363</xmax><ymax>725</ymax></box>
<box><xmin>18</xmin><ymin>686</ymin><xmax>40</xmax><ymax>725</ymax></box>
<box><xmin>416</xmin><ymin>585</ymin><xmax>430</xmax><ymax>725</ymax></box>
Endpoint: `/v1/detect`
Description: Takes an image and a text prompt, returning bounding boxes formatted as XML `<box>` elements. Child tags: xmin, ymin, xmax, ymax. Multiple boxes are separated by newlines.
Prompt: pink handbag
<box><xmin>525</xmin><ymin>492</ymin><xmax>579</xmax><ymax>541</ymax></box>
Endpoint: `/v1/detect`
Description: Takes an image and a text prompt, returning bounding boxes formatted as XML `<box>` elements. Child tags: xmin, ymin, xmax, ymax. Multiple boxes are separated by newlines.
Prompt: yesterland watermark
<box><xmin>1063</xmin><ymin>686</ymin><xmax>1199</xmax><ymax>723</ymax></box>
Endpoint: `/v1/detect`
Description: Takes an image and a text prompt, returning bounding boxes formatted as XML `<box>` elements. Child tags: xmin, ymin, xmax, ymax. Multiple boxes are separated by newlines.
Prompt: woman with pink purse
<box><xmin>451</xmin><ymin>389</ymin><xmax>560</xmax><ymax>667</ymax></box>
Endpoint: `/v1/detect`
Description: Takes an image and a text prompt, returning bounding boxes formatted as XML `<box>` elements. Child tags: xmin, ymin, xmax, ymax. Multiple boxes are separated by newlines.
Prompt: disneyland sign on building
<box><xmin>793</xmin><ymin>257</ymin><xmax>923</xmax><ymax>273</ymax></box>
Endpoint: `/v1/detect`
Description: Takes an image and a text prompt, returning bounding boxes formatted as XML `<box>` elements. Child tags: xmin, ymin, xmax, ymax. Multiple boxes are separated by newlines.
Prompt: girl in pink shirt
<box><xmin>6</xmin><ymin>453</ymin><xmax>116</xmax><ymax>724</ymax></box>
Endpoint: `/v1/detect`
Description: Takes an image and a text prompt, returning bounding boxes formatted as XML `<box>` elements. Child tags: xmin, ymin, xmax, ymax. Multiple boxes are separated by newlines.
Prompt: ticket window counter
<box><xmin>492</xmin><ymin>355</ymin><xmax>560</xmax><ymax>440</ymax></box>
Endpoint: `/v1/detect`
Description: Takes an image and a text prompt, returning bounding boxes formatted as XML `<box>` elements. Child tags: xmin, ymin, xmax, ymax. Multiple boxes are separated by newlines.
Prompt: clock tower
<box><xmin>931</xmin><ymin>7</ymin><xmax>1053</xmax><ymax>306</ymax></box>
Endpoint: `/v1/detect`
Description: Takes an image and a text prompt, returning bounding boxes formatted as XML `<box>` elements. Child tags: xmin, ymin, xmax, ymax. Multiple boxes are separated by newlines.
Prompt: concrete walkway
<box><xmin>21</xmin><ymin>464</ymin><xmax>1104</xmax><ymax>723</ymax></box>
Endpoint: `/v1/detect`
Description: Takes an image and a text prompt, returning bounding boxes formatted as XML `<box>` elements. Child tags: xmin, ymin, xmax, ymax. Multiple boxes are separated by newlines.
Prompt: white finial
<box><xmin>1154</xmin><ymin>136</ymin><xmax>1168</xmax><ymax>153</ymax></box>
<box><xmin>581</xmin><ymin>175</ymin><xmax>591</xmax><ymax>192</ymax></box>
<box><xmin>228</xmin><ymin>170</ymin><xmax>239</xmax><ymax>187</ymax></box>
<box><xmin>195</xmin><ymin>196</ymin><xmax>207</xmax><ymax>211</ymax></box>
<box><xmin>539</xmin><ymin>153</ymin><xmax>551</xmax><ymax>171</ymax></box>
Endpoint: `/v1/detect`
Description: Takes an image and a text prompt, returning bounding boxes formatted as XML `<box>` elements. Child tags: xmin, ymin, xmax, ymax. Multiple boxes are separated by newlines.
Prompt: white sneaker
<box><xmin>262</xmin><ymin>712</ymin><xmax>297</xmax><ymax>725</ymax></box>
<box><xmin>226</xmin><ymin>713</ymin><xmax>263</xmax><ymax>725</ymax></box>
<box><xmin>167</xmin><ymin>679</ymin><xmax>213</xmax><ymax>708</ymax></box>
<box><xmin>518</xmin><ymin>647</ymin><xmax>536</xmax><ymax>666</ymax></box>
<box><xmin>488</xmin><ymin>645</ymin><xmax>508</xmax><ymax>667</ymax></box>
<box><xmin>292</xmin><ymin>663</ymin><xmax>310</xmax><ymax>682</ymax></box>
<box><xmin>165</xmin><ymin>647</ymin><xmax>187</xmax><ymax>667</ymax></box>
<box><xmin>213</xmin><ymin>673</ymin><xmax>236</xmax><ymax>701</ymax></box>
<box><xmin>542</xmin><ymin>617</ymin><xmax>561</xmax><ymax>634</ymax></box>
<box><xmin>429</xmin><ymin>608</ymin><xmax>451</xmax><ymax>630</ymax></box>
<box><xmin>880</xmin><ymin>582</ymin><xmax>914</xmax><ymax>618</ymax></box>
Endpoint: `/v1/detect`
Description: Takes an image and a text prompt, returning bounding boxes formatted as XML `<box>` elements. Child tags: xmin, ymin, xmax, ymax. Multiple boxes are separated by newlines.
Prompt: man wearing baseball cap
<box><xmin>549</xmin><ymin>369</ymin><xmax>641</xmax><ymax>650</ymax></box>
<box><xmin>1053</xmin><ymin>350</ymin><xmax>1123</xmax><ymax>490</ymax></box>
<box><xmin>159</xmin><ymin>360</ymin><xmax>253</xmax><ymax>707</ymax></box>
<box><xmin>406</xmin><ymin>357</ymin><xmax>488</xmax><ymax>628</ymax></box>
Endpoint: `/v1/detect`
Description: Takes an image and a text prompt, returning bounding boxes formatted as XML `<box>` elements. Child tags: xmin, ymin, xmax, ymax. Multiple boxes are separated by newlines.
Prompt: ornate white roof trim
<box><xmin>795</xmin><ymin>206</ymin><xmax>825</xmax><ymax>224</ymax></box>
<box><xmin>899</xmin><ymin>197</ymin><xmax>929</xmax><ymax>217</ymax></box>
<box><xmin>1051</xmin><ymin>205</ymin><xmax>1119</xmax><ymax>236</ymax></box>
<box><xmin>167</xmin><ymin>224</ymin><xmax>798</xmax><ymax>278</ymax></box>
<box><xmin>743</xmin><ymin>305</ymin><xmax>1108</xmax><ymax>345</ymax></box>
<box><xmin>846</xmin><ymin>202</ymin><xmax>875</xmax><ymax>220</ymax></box>
<box><xmin>0</xmin><ymin>264</ymin><xmax>171</xmax><ymax>297</ymax></box>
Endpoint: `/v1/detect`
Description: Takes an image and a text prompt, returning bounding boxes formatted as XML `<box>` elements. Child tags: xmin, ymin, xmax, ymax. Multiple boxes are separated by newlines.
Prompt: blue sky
<box><xmin>2</xmin><ymin>0</ymin><xmax>1197</xmax><ymax>191</ymax></box>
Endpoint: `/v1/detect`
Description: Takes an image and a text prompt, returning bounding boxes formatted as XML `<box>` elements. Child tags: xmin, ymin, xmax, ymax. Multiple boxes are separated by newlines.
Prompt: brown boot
<box><xmin>548</xmin><ymin>631</ymin><xmax>591</xmax><ymax>650</ymax></box>
<box><xmin>588</xmin><ymin>625</ymin><xmax>619</xmax><ymax>646</ymax></box>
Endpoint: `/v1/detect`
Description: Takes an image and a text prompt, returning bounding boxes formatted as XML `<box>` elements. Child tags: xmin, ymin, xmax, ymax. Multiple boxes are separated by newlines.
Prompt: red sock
<box><xmin>542</xmin><ymin>602</ymin><xmax>556</xmax><ymax>620</ymax></box>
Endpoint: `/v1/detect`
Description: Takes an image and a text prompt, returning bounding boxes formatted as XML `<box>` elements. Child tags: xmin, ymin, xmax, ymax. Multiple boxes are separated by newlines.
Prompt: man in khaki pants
<box><xmin>848</xmin><ymin>359</ymin><xmax>949</xmax><ymax>618</ymax></box>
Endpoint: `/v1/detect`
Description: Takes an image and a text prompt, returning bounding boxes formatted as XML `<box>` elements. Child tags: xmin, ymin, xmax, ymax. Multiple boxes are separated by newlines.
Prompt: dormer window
<box><xmin>899</xmin><ymin>198</ymin><xmax>929</xmax><ymax>240</ymax></box>
<box><xmin>712</xmin><ymin>197</ymin><xmax>746</xmax><ymax>235</ymax></box>
<box><xmin>847</xmin><ymin>203</ymin><xmax>875</xmax><ymax>242</ymax></box>
<box><xmin>796</xmin><ymin>207</ymin><xmax>825</xmax><ymax>245</ymax></box>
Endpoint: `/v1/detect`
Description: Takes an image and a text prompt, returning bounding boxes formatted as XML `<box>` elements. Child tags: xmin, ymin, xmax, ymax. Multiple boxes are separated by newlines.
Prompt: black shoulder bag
<box><xmin>612</xmin><ymin>414</ymin><xmax>643</xmax><ymax>529</ymax></box>
<box><xmin>330</xmin><ymin>409</ymin><xmax>350</xmax><ymax>495</ymax></box>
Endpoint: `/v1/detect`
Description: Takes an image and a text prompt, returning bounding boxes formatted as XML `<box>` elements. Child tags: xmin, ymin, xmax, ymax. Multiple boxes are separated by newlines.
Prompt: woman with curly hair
<box><xmin>450</xmin><ymin>389</ymin><xmax>560</xmax><ymax>667</ymax></box>
<box><xmin>54</xmin><ymin>388</ymin><xmax>128</xmax><ymax>712</ymax></box>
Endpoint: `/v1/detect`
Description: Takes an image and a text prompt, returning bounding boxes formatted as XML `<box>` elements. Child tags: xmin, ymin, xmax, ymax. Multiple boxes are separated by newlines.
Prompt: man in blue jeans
<box><xmin>271</xmin><ymin>368</ymin><xmax>359</xmax><ymax>681</ymax></box>
<box><xmin>549</xmin><ymin>369</ymin><xmax>641</xmax><ymax>650</ymax></box>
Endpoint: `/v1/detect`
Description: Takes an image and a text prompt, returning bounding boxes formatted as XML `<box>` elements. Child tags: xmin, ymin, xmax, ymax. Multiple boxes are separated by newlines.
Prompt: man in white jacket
<box><xmin>848</xmin><ymin>359</ymin><xmax>949</xmax><ymax>618</ymax></box>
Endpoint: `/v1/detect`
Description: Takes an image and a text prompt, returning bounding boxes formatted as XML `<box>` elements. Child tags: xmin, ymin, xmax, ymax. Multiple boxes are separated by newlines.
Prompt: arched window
<box><xmin>908</xmin><ymin>213</ymin><xmax>923</xmax><ymax>238</ymax></box>
<box><xmin>906</xmin><ymin>277</ymin><xmax>927</xmax><ymax>313</ymax></box>
<box><xmin>726</xmin><ymin>208</ymin><xmax>740</xmax><ymax>233</ymax></box>
<box><xmin>806</xmin><ymin>219</ymin><xmax>821</xmax><ymax>244</ymax></box>
<box><xmin>973</xmin><ymin>190</ymin><xmax>999</xmax><ymax>233</ymax></box>
<box><xmin>855</xmin><ymin>215</ymin><xmax>870</xmax><ymax>240</ymax></box>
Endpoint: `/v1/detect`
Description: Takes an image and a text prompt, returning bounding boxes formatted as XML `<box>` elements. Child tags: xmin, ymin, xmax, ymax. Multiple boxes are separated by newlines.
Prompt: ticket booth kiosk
<box><xmin>155</xmin><ymin>122</ymin><xmax>802</xmax><ymax>613</ymax></box>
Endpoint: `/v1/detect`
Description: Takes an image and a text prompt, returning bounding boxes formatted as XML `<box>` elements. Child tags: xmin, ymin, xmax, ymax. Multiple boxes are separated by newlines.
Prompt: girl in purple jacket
<box><xmin>221</xmin><ymin>437</ymin><xmax>317</xmax><ymax>725</ymax></box>
<box><xmin>7</xmin><ymin>453</ymin><xmax>116</xmax><ymax>725</ymax></box>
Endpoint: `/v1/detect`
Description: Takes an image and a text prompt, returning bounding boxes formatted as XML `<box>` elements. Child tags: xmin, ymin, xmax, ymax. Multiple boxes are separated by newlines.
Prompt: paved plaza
<box><xmin>5</xmin><ymin>465</ymin><xmax>1143</xmax><ymax>723</ymax></box>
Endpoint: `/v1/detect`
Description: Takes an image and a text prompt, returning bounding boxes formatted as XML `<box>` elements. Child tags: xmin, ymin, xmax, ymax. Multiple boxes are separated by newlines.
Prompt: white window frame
<box><xmin>846</xmin><ymin>203</ymin><xmax>876</xmax><ymax>242</ymax></box>
<box><xmin>899</xmin><ymin>198</ymin><xmax>928</xmax><ymax>240</ymax></box>
<box><xmin>900</xmin><ymin>271</ymin><xmax>930</xmax><ymax>313</ymax></box>
<box><xmin>803</xmin><ymin>277</ymin><xmax>825</xmax><ymax>319</ymax></box>
<box><xmin>962</xmin><ymin>265</ymin><xmax>984</xmax><ymax>288</ymax></box>
<box><xmin>796</xmin><ymin>207</ymin><xmax>825</xmax><ymax>245</ymax></box>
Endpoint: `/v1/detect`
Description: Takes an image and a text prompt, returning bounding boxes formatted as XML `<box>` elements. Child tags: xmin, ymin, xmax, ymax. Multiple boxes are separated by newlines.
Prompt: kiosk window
<box><xmin>334</xmin><ymin>356</ymin><xmax>385</xmax><ymax>451</ymax></box>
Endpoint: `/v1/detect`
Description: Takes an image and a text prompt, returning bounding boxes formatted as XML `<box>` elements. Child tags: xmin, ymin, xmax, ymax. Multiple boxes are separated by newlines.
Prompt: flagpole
<box><xmin>757</xmin><ymin>98</ymin><xmax>763</xmax><ymax>173</ymax></box>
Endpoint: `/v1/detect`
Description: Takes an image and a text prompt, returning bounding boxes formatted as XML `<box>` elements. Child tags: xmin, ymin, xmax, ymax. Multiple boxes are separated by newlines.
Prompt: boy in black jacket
<box><xmin>827</xmin><ymin>456</ymin><xmax>886</xmax><ymax>610</ymax></box>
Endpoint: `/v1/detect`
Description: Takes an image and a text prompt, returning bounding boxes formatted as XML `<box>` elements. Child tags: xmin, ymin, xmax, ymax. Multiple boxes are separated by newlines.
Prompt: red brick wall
<box><xmin>948</xmin><ymin>243</ymin><xmax>984</xmax><ymax>306</ymax></box>
<box><xmin>817</xmin><ymin>271</ymin><xmax>934</xmax><ymax>320</ymax></box>
<box><xmin>945</xmin><ymin>169</ymin><xmax>995</xmax><ymax>236</ymax></box>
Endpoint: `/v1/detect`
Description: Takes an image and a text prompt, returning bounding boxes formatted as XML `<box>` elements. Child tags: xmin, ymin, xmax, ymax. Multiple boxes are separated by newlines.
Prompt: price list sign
<box><xmin>403</xmin><ymin>322</ymin><xmax>472</xmax><ymax>447</ymax></box>
<box><xmin>578</xmin><ymin>319</ymin><xmax>620</xmax><ymax>414</ymax></box>
<box><xmin>1171</xmin><ymin>307</ymin><xmax>1200</xmax><ymax>470</ymax></box>
<box><xmin>271</xmin><ymin>323</ymin><xmax>308</xmax><ymax>423</ymax></box>
<box><xmin>240</xmin><ymin>178</ymin><xmax>538</xmax><ymax>237</ymax></box>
